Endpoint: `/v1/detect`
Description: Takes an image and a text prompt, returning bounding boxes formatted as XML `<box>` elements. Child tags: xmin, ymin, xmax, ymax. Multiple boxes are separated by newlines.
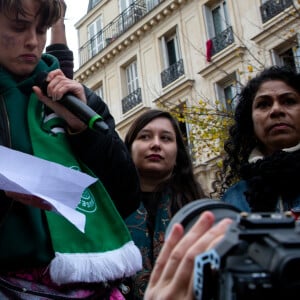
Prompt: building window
<box><xmin>88</xmin><ymin>0</ymin><xmax>102</xmax><ymax>11</ymax></box>
<box><xmin>162</xmin><ymin>31</ymin><xmax>181</xmax><ymax>68</ymax></box>
<box><xmin>121</xmin><ymin>60</ymin><xmax>142</xmax><ymax>114</ymax></box>
<box><xmin>160</xmin><ymin>28</ymin><xmax>185</xmax><ymax>87</ymax></box>
<box><xmin>215</xmin><ymin>73</ymin><xmax>239</xmax><ymax>112</ymax></box>
<box><xmin>87</xmin><ymin>16</ymin><xmax>104</xmax><ymax>58</ymax></box>
<box><xmin>211</xmin><ymin>1</ymin><xmax>229</xmax><ymax>36</ymax></box>
<box><xmin>204</xmin><ymin>0</ymin><xmax>234</xmax><ymax>56</ymax></box>
<box><xmin>146</xmin><ymin>0</ymin><xmax>160</xmax><ymax>12</ymax></box>
<box><xmin>126</xmin><ymin>60</ymin><xmax>139</xmax><ymax>95</ymax></box>
<box><xmin>119</xmin><ymin>0</ymin><xmax>134</xmax><ymax>12</ymax></box>
<box><xmin>260</xmin><ymin>0</ymin><xmax>293</xmax><ymax>23</ymax></box>
<box><xmin>94</xmin><ymin>85</ymin><xmax>104</xmax><ymax>100</ymax></box>
<box><xmin>91</xmin><ymin>0</ymin><xmax>101</xmax><ymax>8</ymax></box>
<box><xmin>271</xmin><ymin>36</ymin><xmax>300</xmax><ymax>73</ymax></box>
<box><xmin>177</xmin><ymin>110</ymin><xmax>189</xmax><ymax>146</ymax></box>
<box><xmin>118</xmin><ymin>0</ymin><xmax>145</xmax><ymax>32</ymax></box>
<box><xmin>204</xmin><ymin>0</ymin><xmax>230</xmax><ymax>38</ymax></box>
<box><xmin>280</xmin><ymin>48</ymin><xmax>300</xmax><ymax>73</ymax></box>
<box><xmin>174</xmin><ymin>104</ymin><xmax>195</xmax><ymax>160</ymax></box>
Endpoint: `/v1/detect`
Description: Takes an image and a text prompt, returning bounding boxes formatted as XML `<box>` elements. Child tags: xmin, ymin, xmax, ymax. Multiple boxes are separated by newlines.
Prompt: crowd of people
<box><xmin>0</xmin><ymin>0</ymin><xmax>299</xmax><ymax>299</ymax></box>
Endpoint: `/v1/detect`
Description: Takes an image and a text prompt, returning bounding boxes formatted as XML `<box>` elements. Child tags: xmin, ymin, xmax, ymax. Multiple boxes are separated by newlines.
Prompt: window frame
<box><xmin>203</xmin><ymin>0</ymin><xmax>230</xmax><ymax>39</ymax></box>
<box><xmin>87</xmin><ymin>15</ymin><xmax>104</xmax><ymax>57</ymax></box>
<box><xmin>119</xmin><ymin>0</ymin><xmax>134</xmax><ymax>13</ymax></box>
<box><xmin>161</xmin><ymin>28</ymin><xmax>181</xmax><ymax>69</ymax></box>
<box><xmin>94</xmin><ymin>85</ymin><xmax>104</xmax><ymax>101</ymax></box>
<box><xmin>271</xmin><ymin>35</ymin><xmax>300</xmax><ymax>73</ymax></box>
<box><xmin>146</xmin><ymin>0</ymin><xmax>160</xmax><ymax>11</ymax></box>
<box><xmin>215</xmin><ymin>73</ymin><xmax>240</xmax><ymax>112</ymax></box>
<box><xmin>125</xmin><ymin>60</ymin><xmax>139</xmax><ymax>95</ymax></box>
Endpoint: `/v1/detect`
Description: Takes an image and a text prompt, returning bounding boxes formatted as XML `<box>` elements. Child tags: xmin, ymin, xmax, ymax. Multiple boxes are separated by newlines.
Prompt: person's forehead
<box><xmin>144</xmin><ymin>118</ymin><xmax>175</xmax><ymax>131</ymax></box>
<box><xmin>255</xmin><ymin>80</ymin><xmax>298</xmax><ymax>97</ymax></box>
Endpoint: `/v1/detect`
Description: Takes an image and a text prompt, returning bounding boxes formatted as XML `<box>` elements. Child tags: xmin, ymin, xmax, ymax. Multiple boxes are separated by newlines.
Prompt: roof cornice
<box><xmin>75</xmin><ymin>0</ymin><xmax>189</xmax><ymax>83</ymax></box>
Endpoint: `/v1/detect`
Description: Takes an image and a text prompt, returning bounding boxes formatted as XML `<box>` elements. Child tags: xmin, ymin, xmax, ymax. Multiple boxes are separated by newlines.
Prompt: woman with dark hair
<box><xmin>144</xmin><ymin>66</ymin><xmax>300</xmax><ymax>299</ymax></box>
<box><xmin>124</xmin><ymin>109</ymin><xmax>205</xmax><ymax>299</ymax></box>
<box><xmin>217</xmin><ymin>66</ymin><xmax>300</xmax><ymax>213</ymax></box>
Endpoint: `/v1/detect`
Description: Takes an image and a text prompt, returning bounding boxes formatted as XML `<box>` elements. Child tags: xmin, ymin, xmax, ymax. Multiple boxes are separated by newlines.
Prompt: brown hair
<box><xmin>125</xmin><ymin>109</ymin><xmax>206</xmax><ymax>214</ymax></box>
<box><xmin>0</xmin><ymin>0</ymin><xmax>61</xmax><ymax>28</ymax></box>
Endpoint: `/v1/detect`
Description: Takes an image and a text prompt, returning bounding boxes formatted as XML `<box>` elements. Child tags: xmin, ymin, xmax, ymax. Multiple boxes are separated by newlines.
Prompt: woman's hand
<box><xmin>33</xmin><ymin>69</ymin><xmax>88</xmax><ymax>132</ymax></box>
<box><xmin>144</xmin><ymin>211</ymin><xmax>232</xmax><ymax>300</ymax></box>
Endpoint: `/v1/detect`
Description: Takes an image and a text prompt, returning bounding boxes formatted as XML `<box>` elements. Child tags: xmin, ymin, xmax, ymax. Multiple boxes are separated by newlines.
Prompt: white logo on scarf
<box><xmin>70</xmin><ymin>166</ymin><xmax>97</xmax><ymax>213</ymax></box>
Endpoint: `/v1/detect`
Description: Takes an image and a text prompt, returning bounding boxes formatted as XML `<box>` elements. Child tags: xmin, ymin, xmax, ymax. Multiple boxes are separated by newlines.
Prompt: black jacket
<box><xmin>0</xmin><ymin>49</ymin><xmax>140</xmax><ymax>273</ymax></box>
<box><xmin>45</xmin><ymin>43</ymin><xmax>74</xmax><ymax>79</ymax></box>
<box><xmin>0</xmin><ymin>77</ymin><xmax>140</xmax><ymax>219</ymax></box>
<box><xmin>67</xmin><ymin>86</ymin><xmax>141</xmax><ymax>218</ymax></box>
<box><xmin>45</xmin><ymin>44</ymin><xmax>141</xmax><ymax>218</ymax></box>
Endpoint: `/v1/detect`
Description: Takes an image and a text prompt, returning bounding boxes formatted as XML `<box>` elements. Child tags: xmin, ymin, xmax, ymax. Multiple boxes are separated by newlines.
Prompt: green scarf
<box><xmin>3</xmin><ymin>54</ymin><xmax>142</xmax><ymax>285</ymax></box>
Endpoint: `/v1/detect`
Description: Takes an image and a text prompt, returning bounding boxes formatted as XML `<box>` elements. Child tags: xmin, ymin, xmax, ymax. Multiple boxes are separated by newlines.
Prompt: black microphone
<box><xmin>35</xmin><ymin>71</ymin><xmax>109</xmax><ymax>133</ymax></box>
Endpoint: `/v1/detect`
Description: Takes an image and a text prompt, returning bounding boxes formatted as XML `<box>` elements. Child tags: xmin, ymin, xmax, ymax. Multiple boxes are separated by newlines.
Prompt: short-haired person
<box><xmin>124</xmin><ymin>109</ymin><xmax>206</xmax><ymax>298</ymax></box>
<box><xmin>0</xmin><ymin>0</ymin><xmax>141</xmax><ymax>298</ymax></box>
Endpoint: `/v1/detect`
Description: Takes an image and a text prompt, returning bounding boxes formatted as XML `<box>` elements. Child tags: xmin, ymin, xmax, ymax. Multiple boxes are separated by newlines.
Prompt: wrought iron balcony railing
<box><xmin>260</xmin><ymin>0</ymin><xmax>293</xmax><ymax>23</ymax></box>
<box><xmin>211</xmin><ymin>26</ymin><xmax>234</xmax><ymax>56</ymax></box>
<box><xmin>160</xmin><ymin>59</ymin><xmax>185</xmax><ymax>88</ymax></box>
<box><xmin>79</xmin><ymin>0</ymin><xmax>162</xmax><ymax>66</ymax></box>
<box><xmin>122</xmin><ymin>88</ymin><xmax>142</xmax><ymax>114</ymax></box>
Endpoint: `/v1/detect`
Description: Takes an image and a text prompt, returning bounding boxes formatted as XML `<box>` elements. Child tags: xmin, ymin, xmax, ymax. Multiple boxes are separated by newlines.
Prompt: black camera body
<box><xmin>166</xmin><ymin>199</ymin><xmax>300</xmax><ymax>300</ymax></box>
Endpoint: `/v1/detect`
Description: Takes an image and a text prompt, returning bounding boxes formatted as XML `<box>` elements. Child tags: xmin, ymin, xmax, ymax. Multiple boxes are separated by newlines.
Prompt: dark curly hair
<box><xmin>217</xmin><ymin>66</ymin><xmax>300</xmax><ymax>196</ymax></box>
<box><xmin>125</xmin><ymin>109</ymin><xmax>205</xmax><ymax>214</ymax></box>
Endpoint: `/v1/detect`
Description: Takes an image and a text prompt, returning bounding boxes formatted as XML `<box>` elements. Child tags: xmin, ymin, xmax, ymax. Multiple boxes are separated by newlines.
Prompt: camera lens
<box><xmin>165</xmin><ymin>198</ymin><xmax>241</xmax><ymax>237</ymax></box>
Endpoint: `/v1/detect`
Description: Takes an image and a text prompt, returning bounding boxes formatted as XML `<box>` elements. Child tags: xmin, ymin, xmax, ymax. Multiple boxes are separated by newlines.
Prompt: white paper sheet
<box><xmin>0</xmin><ymin>146</ymin><xmax>98</xmax><ymax>232</ymax></box>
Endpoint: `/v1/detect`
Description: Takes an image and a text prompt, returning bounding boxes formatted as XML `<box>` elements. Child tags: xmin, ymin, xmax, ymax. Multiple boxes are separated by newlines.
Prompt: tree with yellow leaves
<box><xmin>157</xmin><ymin>97</ymin><xmax>234</xmax><ymax>166</ymax></box>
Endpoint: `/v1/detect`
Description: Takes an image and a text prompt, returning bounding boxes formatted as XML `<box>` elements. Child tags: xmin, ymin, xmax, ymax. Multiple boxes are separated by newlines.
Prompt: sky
<box><xmin>47</xmin><ymin>0</ymin><xmax>90</xmax><ymax>70</ymax></box>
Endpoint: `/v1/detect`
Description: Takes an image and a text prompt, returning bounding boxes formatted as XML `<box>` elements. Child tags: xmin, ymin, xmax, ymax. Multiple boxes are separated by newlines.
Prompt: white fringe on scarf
<box><xmin>49</xmin><ymin>241</ymin><xmax>142</xmax><ymax>285</ymax></box>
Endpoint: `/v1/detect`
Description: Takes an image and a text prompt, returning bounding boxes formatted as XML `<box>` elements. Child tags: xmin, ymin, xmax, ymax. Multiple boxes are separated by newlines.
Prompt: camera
<box><xmin>166</xmin><ymin>199</ymin><xmax>300</xmax><ymax>300</ymax></box>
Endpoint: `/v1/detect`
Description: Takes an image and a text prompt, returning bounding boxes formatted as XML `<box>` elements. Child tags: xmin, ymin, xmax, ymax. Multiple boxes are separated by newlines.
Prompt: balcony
<box><xmin>161</xmin><ymin>59</ymin><xmax>185</xmax><ymax>88</ymax></box>
<box><xmin>211</xmin><ymin>26</ymin><xmax>234</xmax><ymax>56</ymax></box>
<box><xmin>79</xmin><ymin>0</ymin><xmax>162</xmax><ymax>66</ymax></box>
<box><xmin>122</xmin><ymin>88</ymin><xmax>142</xmax><ymax>114</ymax></box>
<box><xmin>260</xmin><ymin>0</ymin><xmax>293</xmax><ymax>23</ymax></box>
